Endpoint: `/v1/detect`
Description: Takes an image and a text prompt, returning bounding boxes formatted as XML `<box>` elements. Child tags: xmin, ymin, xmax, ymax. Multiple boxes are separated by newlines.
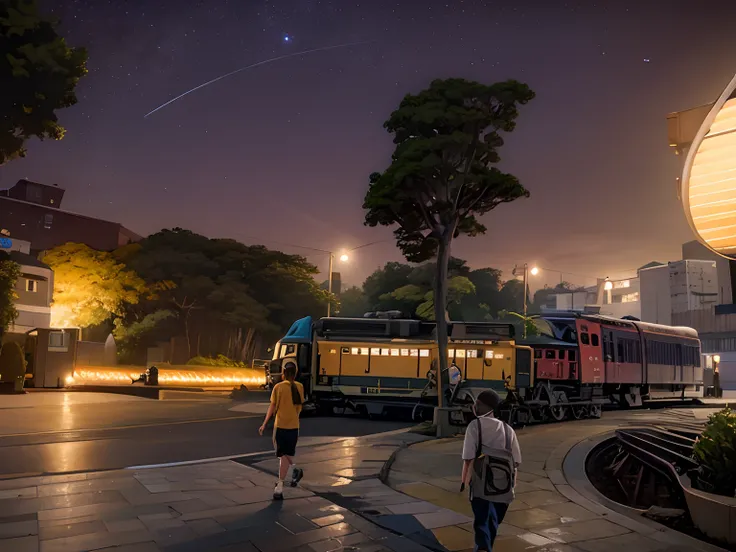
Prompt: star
<box><xmin>283</xmin><ymin>35</ymin><xmax>291</xmax><ymax>43</ymax></box>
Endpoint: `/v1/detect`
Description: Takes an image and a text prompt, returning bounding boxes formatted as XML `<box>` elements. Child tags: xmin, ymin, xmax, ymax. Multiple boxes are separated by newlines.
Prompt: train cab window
<box><xmin>581</xmin><ymin>333</ymin><xmax>590</xmax><ymax>345</ymax></box>
<box><xmin>568</xmin><ymin>349</ymin><xmax>577</xmax><ymax>361</ymax></box>
<box><xmin>591</xmin><ymin>334</ymin><xmax>599</xmax><ymax>347</ymax></box>
<box><xmin>534</xmin><ymin>349</ymin><xmax>542</xmax><ymax>359</ymax></box>
<box><xmin>419</xmin><ymin>349</ymin><xmax>429</xmax><ymax>357</ymax></box>
<box><xmin>617</xmin><ymin>341</ymin><xmax>624</xmax><ymax>362</ymax></box>
<box><xmin>558</xmin><ymin>350</ymin><xmax>565</xmax><ymax>360</ymax></box>
<box><xmin>545</xmin><ymin>350</ymin><xmax>556</xmax><ymax>360</ymax></box>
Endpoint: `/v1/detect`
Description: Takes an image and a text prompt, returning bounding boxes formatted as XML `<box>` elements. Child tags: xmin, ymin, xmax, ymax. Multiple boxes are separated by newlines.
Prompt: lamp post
<box><xmin>512</xmin><ymin>264</ymin><xmax>538</xmax><ymax>337</ymax></box>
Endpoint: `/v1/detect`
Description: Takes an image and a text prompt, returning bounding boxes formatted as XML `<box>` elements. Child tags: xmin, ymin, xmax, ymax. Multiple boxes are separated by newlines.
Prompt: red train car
<box><xmin>506</xmin><ymin>312</ymin><xmax>702</xmax><ymax>425</ymax></box>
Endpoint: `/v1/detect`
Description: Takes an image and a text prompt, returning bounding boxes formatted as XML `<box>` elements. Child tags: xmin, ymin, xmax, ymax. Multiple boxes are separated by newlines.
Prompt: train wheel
<box><xmin>589</xmin><ymin>404</ymin><xmax>602</xmax><ymax>418</ymax></box>
<box><xmin>571</xmin><ymin>405</ymin><xmax>588</xmax><ymax>420</ymax></box>
<box><xmin>549</xmin><ymin>404</ymin><xmax>567</xmax><ymax>422</ymax></box>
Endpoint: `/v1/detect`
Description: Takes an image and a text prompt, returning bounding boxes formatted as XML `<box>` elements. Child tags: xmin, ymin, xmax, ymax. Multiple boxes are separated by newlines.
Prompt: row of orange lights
<box><xmin>66</xmin><ymin>368</ymin><xmax>266</xmax><ymax>387</ymax></box>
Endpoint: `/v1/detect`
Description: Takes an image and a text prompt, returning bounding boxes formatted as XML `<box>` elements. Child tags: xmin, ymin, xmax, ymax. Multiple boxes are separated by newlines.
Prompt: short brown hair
<box><xmin>476</xmin><ymin>390</ymin><xmax>501</xmax><ymax>413</ymax></box>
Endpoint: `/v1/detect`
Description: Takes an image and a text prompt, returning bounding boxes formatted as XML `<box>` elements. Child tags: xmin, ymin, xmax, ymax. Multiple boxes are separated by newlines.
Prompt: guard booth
<box><xmin>23</xmin><ymin>328</ymin><xmax>79</xmax><ymax>388</ymax></box>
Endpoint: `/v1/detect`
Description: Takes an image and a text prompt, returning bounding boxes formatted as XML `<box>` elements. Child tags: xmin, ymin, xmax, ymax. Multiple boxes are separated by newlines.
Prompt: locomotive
<box><xmin>267</xmin><ymin>312</ymin><xmax>702</xmax><ymax>426</ymax></box>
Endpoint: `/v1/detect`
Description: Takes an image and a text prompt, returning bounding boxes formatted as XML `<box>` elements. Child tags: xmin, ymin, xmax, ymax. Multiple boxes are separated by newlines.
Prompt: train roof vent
<box><xmin>451</xmin><ymin>322</ymin><xmax>515</xmax><ymax>340</ymax></box>
<box><xmin>316</xmin><ymin>318</ymin><xmax>391</xmax><ymax>337</ymax></box>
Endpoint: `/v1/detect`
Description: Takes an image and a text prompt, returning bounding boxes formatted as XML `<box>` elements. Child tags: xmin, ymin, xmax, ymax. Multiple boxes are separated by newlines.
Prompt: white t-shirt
<box><xmin>461</xmin><ymin>415</ymin><xmax>522</xmax><ymax>466</ymax></box>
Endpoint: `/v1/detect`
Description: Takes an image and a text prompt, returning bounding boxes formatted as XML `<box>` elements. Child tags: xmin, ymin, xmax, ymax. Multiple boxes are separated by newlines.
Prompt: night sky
<box><xmin>3</xmin><ymin>0</ymin><xmax>736</xmax><ymax>291</ymax></box>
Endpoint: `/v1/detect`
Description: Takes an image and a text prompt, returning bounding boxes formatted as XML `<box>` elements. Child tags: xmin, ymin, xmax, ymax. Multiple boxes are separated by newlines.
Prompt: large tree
<box><xmin>364</xmin><ymin>78</ymin><xmax>534</xmax><ymax>403</ymax></box>
<box><xmin>0</xmin><ymin>0</ymin><xmax>88</xmax><ymax>164</ymax></box>
<box><xmin>41</xmin><ymin>243</ymin><xmax>148</xmax><ymax>330</ymax></box>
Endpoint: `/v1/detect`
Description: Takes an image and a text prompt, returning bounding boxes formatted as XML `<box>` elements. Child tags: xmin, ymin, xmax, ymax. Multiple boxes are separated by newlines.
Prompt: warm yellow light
<box><xmin>682</xmin><ymin>73</ymin><xmax>736</xmax><ymax>257</ymax></box>
<box><xmin>714</xmin><ymin>355</ymin><xmax>721</xmax><ymax>363</ymax></box>
<box><xmin>65</xmin><ymin>375</ymin><xmax>74</xmax><ymax>385</ymax></box>
<box><xmin>339</xmin><ymin>253</ymin><xmax>350</xmax><ymax>262</ymax></box>
<box><xmin>604</xmin><ymin>280</ymin><xmax>613</xmax><ymax>291</ymax></box>
<box><xmin>530</xmin><ymin>267</ymin><xmax>539</xmax><ymax>276</ymax></box>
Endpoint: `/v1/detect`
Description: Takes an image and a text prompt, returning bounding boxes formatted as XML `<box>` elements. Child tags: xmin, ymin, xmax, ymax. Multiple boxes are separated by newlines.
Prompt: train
<box><xmin>266</xmin><ymin>312</ymin><xmax>702</xmax><ymax>426</ymax></box>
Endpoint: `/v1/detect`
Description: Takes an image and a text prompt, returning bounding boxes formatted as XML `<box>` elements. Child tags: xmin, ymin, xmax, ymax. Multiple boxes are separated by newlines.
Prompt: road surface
<box><xmin>0</xmin><ymin>392</ymin><xmax>411</xmax><ymax>478</ymax></box>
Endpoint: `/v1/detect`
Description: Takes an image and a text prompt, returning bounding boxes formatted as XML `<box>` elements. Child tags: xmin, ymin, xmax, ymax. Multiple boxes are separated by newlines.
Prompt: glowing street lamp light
<box><xmin>339</xmin><ymin>253</ymin><xmax>350</xmax><ymax>262</ymax></box>
<box><xmin>604</xmin><ymin>279</ymin><xmax>614</xmax><ymax>291</ymax></box>
<box><xmin>530</xmin><ymin>266</ymin><xmax>540</xmax><ymax>276</ymax></box>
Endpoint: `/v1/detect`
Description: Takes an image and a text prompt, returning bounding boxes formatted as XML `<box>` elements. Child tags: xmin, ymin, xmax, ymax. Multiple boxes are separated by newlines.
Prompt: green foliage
<box><xmin>497</xmin><ymin>310</ymin><xmax>539</xmax><ymax>337</ymax></box>
<box><xmin>0</xmin><ymin>252</ymin><xmax>20</xmax><ymax>334</ymax></box>
<box><xmin>0</xmin><ymin>340</ymin><xmax>25</xmax><ymax>381</ymax></box>
<box><xmin>0</xmin><ymin>0</ymin><xmax>88</xmax><ymax>164</ymax></box>
<box><xmin>112</xmin><ymin>309</ymin><xmax>175</xmax><ymax>362</ymax></box>
<box><xmin>187</xmin><ymin>355</ymin><xmax>246</xmax><ymax>368</ymax></box>
<box><xmin>337</xmin><ymin>286</ymin><xmax>370</xmax><ymax>317</ymax></box>
<box><xmin>120</xmin><ymin>228</ymin><xmax>329</xmax><ymax>361</ymax></box>
<box><xmin>364</xmin><ymin>78</ymin><xmax>534</xmax><ymax>263</ymax></box>
<box><xmin>384</xmin><ymin>276</ymin><xmax>476</xmax><ymax>320</ymax></box>
<box><xmin>693</xmin><ymin>407</ymin><xmax>736</xmax><ymax>497</ymax></box>
<box><xmin>41</xmin><ymin>243</ymin><xmax>149</xmax><ymax>328</ymax></box>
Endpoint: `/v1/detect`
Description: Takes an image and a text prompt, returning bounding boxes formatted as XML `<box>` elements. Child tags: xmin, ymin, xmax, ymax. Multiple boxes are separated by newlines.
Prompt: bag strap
<box><xmin>502</xmin><ymin>422</ymin><xmax>512</xmax><ymax>453</ymax></box>
<box><xmin>475</xmin><ymin>418</ymin><xmax>483</xmax><ymax>459</ymax></box>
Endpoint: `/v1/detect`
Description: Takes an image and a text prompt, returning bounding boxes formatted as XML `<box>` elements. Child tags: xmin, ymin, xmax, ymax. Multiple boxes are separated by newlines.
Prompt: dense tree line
<box><xmin>42</xmin><ymin>229</ymin><xmax>330</xmax><ymax>364</ymax></box>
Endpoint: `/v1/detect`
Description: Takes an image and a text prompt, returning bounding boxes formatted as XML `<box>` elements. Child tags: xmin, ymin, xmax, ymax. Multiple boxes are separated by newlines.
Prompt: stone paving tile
<box><xmin>39</xmin><ymin>515</ymin><xmax>98</xmax><ymax>528</ymax></box>
<box><xmin>310</xmin><ymin>513</ymin><xmax>345</xmax><ymax>527</ymax></box>
<box><xmin>149</xmin><ymin>524</ymin><xmax>199</xmax><ymax>547</ymax></box>
<box><xmin>414</xmin><ymin>509</ymin><xmax>472</xmax><ymax>530</ymax></box>
<box><xmin>184</xmin><ymin>517</ymin><xmax>225</xmax><ymax>537</ymax></box>
<box><xmin>430</xmin><ymin>524</ymin><xmax>475</xmax><ymax>551</ymax></box>
<box><xmin>1</xmin><ymin>535</ymin><xmax>39</xmax><ymax>552</ymax></box>
<box><xmin>37</xmin><ymin>519</ymin><xmax>106</xmax><ymax>541</ymax></box>
<box><xmin>0</xmin><ymin>490</ymin><xmax>127</xmax><ymax>517</ymax></box>
<box><xmin>103</xmin><ymin>518</ymin><xmax>146</xmax><ymax>533</ymax></box>
<box><xmin>0</xmin><ymin>487</ymin><xmax>38</xmax><ymax>500</ymax></box>
<box><xmin>385</xmin><ymin>501</ymin><xmax>443</xmax><ymax>515</ymax></box>
<box><xmin>38</xmin><ymin>528</ymin><xmax>153</xmax><ymax>552</ymax></box>
<box><xmin>96</xmin><ymin>542</ymin><xmax>161</xmax><ymax>552</ymax></box>
<box><xmin>0</xmin><ymin>518</ymin><xmax>38</xmax><ymax>539</ymax></box>
<box><xmin>278</xmin><ymin>512</ymin><xmax>322</xmax><ymax>533</ymax></box>
<box><xmin>536</xmin><ymin>519</ymin><xmax>631</xmax><ymax>543</ymax></box>
<box><xmin>574</xmin><ymin>532</ymin><xmax>672</xmax><ymax>552</ymax></box>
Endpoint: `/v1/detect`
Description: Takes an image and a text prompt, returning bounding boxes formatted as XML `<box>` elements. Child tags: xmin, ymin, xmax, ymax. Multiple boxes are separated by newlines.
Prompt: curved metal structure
<box><xmin>682</xmin><ymin>73</ymin><xmax>736</xmax><ymax>258</ymax></box>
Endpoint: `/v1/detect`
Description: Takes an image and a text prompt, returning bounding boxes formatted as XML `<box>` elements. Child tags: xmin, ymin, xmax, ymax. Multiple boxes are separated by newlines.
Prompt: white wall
<box><xmin>640</xmin><ymin>265</ymin><xmax>672</xmax><ymax>324</ymax></box>
<box><xmin>682</xmin><ymin>240</ymin><xmax>733</xmax><ymax>304</ymax></box>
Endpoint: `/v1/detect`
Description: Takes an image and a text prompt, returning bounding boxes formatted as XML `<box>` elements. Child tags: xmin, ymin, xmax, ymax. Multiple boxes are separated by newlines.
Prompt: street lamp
<box><xmin>530</xmin><ymin>266</ymin><xmax>540</xmax><ymax>276</ymax></box>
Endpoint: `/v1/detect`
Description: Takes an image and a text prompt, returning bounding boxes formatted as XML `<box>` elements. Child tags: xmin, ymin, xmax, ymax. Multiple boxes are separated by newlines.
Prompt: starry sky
<box><xmin>3</xmin><ymin>0</ymin><xmax>736</xmax><ymax>291</ymax></box>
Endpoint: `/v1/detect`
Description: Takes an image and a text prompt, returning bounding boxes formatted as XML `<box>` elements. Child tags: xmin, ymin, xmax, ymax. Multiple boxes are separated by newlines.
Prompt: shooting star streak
<box><xmin>144</xmin><ymin>40</ymin><xmax>374</xmax><ymax>118</ymax></box>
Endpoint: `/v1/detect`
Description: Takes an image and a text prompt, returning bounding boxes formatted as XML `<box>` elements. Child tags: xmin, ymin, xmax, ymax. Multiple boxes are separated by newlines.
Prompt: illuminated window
<box><xmin>448</xmin><ymin>348</ymin><xmax>455</xmax><ymax>357</ymax></box>
<box><xmin>49</xmin><ymin>331</ymin><xmax>69</xmax><ymax>352</ymax></box>
<box><xmin>329</xmin><ymin>349</ymin><xmax>337</xmax><ymax>354</ymax></box>
<box><xmin>351</xmin><ymin>348</ymin><xmax>359</xmax><ymax>355</ymax></box>
<box><xmin>621</xmin><ymin>292</ymin><xmax>640</xmax><ymax>303</ymax></box>
<box><xmin>410</xmin><ymin>349</ymin><xmax>419</xmax><ymax>357</ymax></box>
<box><xmin>467</xmin><ymin>350</ymin><xmax>478</xmax><ymax>358</ymax></box>
<box><xmin>370</xmin><ymin>348</ymin><xmax>380</xmax><ymax>356</ymax></box>
<box><xmin>419</xmin><ymin>349</ymin><xmax>429</xmax><ymax>358</ymax></box>
<box><xmin>456</xmin><ymin>349</ymin><xmax>466</xmax><ymax>358</ymax></box>
<box><xmin>400</xmin><ymin>349</ymin><xmax>409</xmax><ymax>356</ymax></box>
<box><xmin>381</xmin><ymin>348</ymin><xmax>390</xmax><ymax>356</ymax></box>
<box><xmin>613</xmin><ymin>280</ymin><xmax>631</xmax><ymax>289</ymax></box>
<box><xmin>494</xmin><ymin>353</ymin><xmax>504</xmax><ymax>359</ymax></box>
<box><xmin>390</xmin><ymin>349</ymin><xmax>400</xmax><ymax>356</ymax></box>
<box><xmin>43</xmin><ymin>213</ymin><xmax>53</xmax><ymax>229</ymax></box>
<box><xmin>25</xmin><ymin>279</ymin><xmax>37</xmax><ymax>292</ymax></box>
<box><xmin>485</xmin><ymin>350</ymin><xmax>493</xmax><ymax>359</ymax></box>
<box><xmin>360</xmin><ymin>348</ymin><xmax>369</xmax><ymax>355</ymax></box>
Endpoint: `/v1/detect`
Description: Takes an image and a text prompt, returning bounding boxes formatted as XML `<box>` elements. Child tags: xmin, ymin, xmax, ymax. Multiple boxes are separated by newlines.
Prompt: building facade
<box><xmin>0</xmin><ymin>179</ymin><xmax>141</xmax><ymax>254</ymax></box>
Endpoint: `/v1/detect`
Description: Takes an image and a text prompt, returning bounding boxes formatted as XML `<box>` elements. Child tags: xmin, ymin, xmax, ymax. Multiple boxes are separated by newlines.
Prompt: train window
<box><xmin>400</xmin><ymin>349</ymin><xmax>409</xmax><ymax>356</ymax></box>
<box><xmin>457</xmin><ymin>349</ymin><xmax>466</xmax><ymax>358</ymax></box>
<box><xmin>350</xmin><ymin>348</ymin><xmax>358</xmax><ymax>355</ymax></box>
<box><xmin>341</xmin><ymin>348</ymin><xmax>349</xmax><ymax>354</ymax></box>
<box><xmin>410</xmin><ymin>349</ymin><xmax>419</xmax><ymax>357</ymax></box>
<box><xmin>370</xmin><ymin>348</ymin><xmax>381</xmax><ymax>356</ymax></box>
<box><xmin>381</xmin><ymin>348</ymin><xmax>390</xmax><ymax>356</ymax></box>
<box><xmin>486</xmin><ymin>350</ymin><xmax>494</xmax><ymax>359</ymax></box>
<box><xmin>390</xmin><ymin>349</ymin><xmax>400</xmax><ymax>356</ymax></box>
<box><xmin>581</xmin><ymin>333</ymin><xmax>590</xmax><ymax>345</ymax></box>
<box><xmin>448</xmin><ymin>349</ymin><xmax>455</xmax><ymax>357</ymax></box>
<box><xmin>494</xmin><ymin>353</ymin><xmax>504</xmax><ymax>359</ymax></box>
<box><xmin>591</xmin><ymin>334</ymin><xmax>600</xmax><ymax>347</ymax></box>
<box><xmin>534</xmin><ymin>349</ymin><xmax>542</xmax><ymax>359</ymax></box>
<box><xmin>569</xmin><ymin>349</ymin><xmax>577</xmax><ymax>361</ymax></box>
<box><xmin>558</xmin><ymin>350</ymin><xmax>565</xmax><ymax>360</ymax></box>
<box><xmin>545</xmin><ymin>350</ymin><xmax>556</xmax><ymax>359</ymax></box>
<box><xmin>467</xmin><ymin>350</ymin><xmax>478</xmax><ymax>358</ymax></box>
<box><xmin>617</xmin><ymin>341</ymin><xmax>624</xmax><ymax>362</ymax></box>
<box><xmin>420</xmin><ymin>349</ymin><xmax>430</xmax><ymax>357</ymax></box>
<box><xmin>359</xmin><ymin>348</ymin><xmax>369</xmax><ymax>355</ymax></box>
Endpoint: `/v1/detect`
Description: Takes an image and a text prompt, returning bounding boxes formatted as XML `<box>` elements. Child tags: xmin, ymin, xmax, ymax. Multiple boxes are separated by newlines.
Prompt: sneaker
<box><xmin>290</xmin><ymin>468</ymin><xmax>304</xmax><ymax>488</ymax></box>
<box><xmin>273</xmin><ymin>481</ymin><xmax>284</xmax><ymax>500</ymax></box>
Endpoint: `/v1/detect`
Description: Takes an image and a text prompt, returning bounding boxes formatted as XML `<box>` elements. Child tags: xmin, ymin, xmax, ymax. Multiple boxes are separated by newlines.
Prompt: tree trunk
<box><xmin>435</xmin><ymin>235</ymin><xmax>452</xmax><ymax>408</ymax></box>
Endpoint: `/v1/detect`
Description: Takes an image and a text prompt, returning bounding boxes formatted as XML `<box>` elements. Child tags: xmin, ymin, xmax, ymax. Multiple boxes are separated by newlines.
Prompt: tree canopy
<box><xmin>41</xmin><ymin>243</ymin><xmax>148</xmax><ymax>329</ymax></box>
<box><xmin>364</xmin><ymin>78</ymin><xmax>534</xmax><ymax>402</ymax></box>
<box><xmin>0</xmin><ymin>0</ymin><xmax>88</xmax><ymax>164</ymax></box>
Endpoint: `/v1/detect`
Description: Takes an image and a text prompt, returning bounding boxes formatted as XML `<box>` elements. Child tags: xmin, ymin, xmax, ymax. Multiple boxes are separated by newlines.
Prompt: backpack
<box><xmin>470</xmin><ymin>418</ymin><xmax>516</xmax><ymax>504</ymax></box>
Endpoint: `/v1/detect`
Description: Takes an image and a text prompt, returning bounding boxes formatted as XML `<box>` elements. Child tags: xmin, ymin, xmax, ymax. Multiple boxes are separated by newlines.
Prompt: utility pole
<box><xmin>513</xmin><ymin>263</ymin><xmax>529</xmax><ymax>338</ymax></box>
<box><xmin>326</xmin><ymin>253</ymin><xmax>334</xmax><ymax>317</ymax></box>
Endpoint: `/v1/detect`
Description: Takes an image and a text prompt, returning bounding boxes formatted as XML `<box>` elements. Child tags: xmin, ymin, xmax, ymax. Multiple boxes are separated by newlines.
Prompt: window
<box><xmin>456</xmin><ymin>349</ymin><xmax>466</xmax><ymax>358</ymax></box>
<box><xmin>486</xmin><ymin>350</ymin><xmax>494</xmax><ymax>359</ymax></box>
<box><xmin>380</xmin><ymin>348</ymin><xmax>390</xmax><ymax>356</ymax></box>
<box><xmin>534</xmin><ymin>349</ymin><xmax>542</xmax><ymax>359</ymax></box>
<box><xmin>581</xmin><ymin>333</ymin><xmax>590</xmax><ymax>345</ymax></box>
<box><xmin>43</xmin><ymin>213</ymin><xmax>53</xmax><ymax>229</ymax></box>
<box><xmin>351</xmin><ymin>348</ymin><xmax>359</xmax><ymax>355</ymax></box>
<box><xmin>448</xmin><ymin>349</ymin><xmax>455</xmax><ymax>358</ymax></box>
<box><xmin>410</xmin><ymin>349</ymin><xmax>419</xmax><ymax>357</ymax></box>
<box><xmin>48</xmin><ymin>331</ymin><xmax>69</xmax><ymax>352</ymax></box>
<box><xmin>591</xmin><ymin>334</ymin><xmax>599</xmax><ymax>347</ymax></box>
<box><xmin>371</xmin><ymin>348</ymin><xmax>381</xmax><ymax>356</ymax></box>
<box><xmin>617</xmin><ymin>341</ymin><xmax>624</xmax><ymax>362</ymax></box>
<box><xmin>558</xmin><ymin>350</ymin><xmax>565</xmax><ymax>360</ymax></box>
<box><xmin>390</xmin><ymin>349</ymin><xmax>400</xmax><ymax>356</ymax></box>
<box><xmin>400</xmin><ymin>349</ymin><xmax>409</xmax><ymax>356</ymax></box>
<box><xmin>419</xmin><ymin>349</ymin><xmax>429</xmax><ymax>357</ymax></box>
<box><xmin>545</xmin><ymin>350</ymin><xmax>556</xmax><ymax>360</ymax></box>
<box><xmin>568</xmin><ymin>349</ymin><xmax>577</xmax><ymax>361</ymax></box>
<box><xmin>621</xmin><ymin>292</ymin><xmax>639</xmax><ymax>303</ymax></box>
<box><xmin>25</xmin><ymin>279</ymin><xmax>37</xmax><ymax>292</ymax></box>
<box><xmin>467</xmin><ymin>349</ymin><xmax>478</xmax><ymax>358</ymax></box>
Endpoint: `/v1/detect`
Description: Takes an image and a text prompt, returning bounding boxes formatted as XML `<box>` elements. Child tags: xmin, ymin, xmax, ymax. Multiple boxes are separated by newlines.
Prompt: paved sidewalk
<box><xmin>385</xmin><ymin>409</ymin><xmax>726</xmax><ymax>552</ymax></box>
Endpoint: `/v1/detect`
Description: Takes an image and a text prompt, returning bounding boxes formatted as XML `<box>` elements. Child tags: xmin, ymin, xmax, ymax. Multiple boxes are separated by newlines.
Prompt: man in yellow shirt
<box><xmin>259</xmin><ymin>362</ymin><xmax>304</xmax><ymax>499</ymax></box>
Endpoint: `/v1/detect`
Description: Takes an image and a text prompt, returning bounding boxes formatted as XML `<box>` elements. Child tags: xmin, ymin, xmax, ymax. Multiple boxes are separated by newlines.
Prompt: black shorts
<box><xmin>274</xmin><ymin>428</ymin><xmax>299</xmax><ymax>457</ymax></box>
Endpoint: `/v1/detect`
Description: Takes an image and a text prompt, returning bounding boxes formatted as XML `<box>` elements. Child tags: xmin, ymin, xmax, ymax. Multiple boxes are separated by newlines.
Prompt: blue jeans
<box><xmin>471</xmin><ymin>497</ymin><xmax>509</xmax><ymax>551</ymax></box>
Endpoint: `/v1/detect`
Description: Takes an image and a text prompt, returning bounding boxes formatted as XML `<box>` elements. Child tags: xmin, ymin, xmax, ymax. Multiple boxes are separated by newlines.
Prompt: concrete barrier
<box><xmin>681</xmin><ymin>477</ymin><xmax>736</xmax><ymax>546</ymax></box>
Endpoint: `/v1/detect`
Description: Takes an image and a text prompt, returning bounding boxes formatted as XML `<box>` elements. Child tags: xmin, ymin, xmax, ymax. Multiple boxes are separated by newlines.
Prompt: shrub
<box><xmin>0</xmin><ymin>341</ymin><xmax>26</xmax><ymax>382</ymax></box>
<box><xmin>693</xmin><ymin>407</ymin><xmax>736</xmax><ymax>497</ymax></box>
<box><xmin>187</xmin><ymin>355</ymin><xmax>246</xmax><ymax>368</ymax></box>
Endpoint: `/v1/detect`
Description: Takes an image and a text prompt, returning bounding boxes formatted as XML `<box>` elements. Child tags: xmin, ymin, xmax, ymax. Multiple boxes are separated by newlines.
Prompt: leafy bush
<box><xmin>0</xmin><ymin>341</ymin><xmax>26</xmax><ymax>382</ymax></box>
<box><xmin>187</xmin><ymin>355</ymin><xmax>246</xmax><ymax>368</ymax></box>
<box><xmin>693</xmin><ymin>407</ymin><xmax>736</xmax><ymax>497</ymax></box>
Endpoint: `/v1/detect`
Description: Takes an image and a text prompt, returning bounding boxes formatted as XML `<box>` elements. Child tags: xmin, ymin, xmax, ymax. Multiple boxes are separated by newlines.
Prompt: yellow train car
<box><xmin>269</xmin><ymin>316</ymin><xmax>533</xmax><ymax>419</ymax></box>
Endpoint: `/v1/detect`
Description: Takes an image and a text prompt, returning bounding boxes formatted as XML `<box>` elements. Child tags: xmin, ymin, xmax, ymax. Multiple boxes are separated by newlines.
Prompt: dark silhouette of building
<box><xmin>0</xmin><ymin>179</ymin><xmax>140</xmax><ymax>253</ymax></box>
